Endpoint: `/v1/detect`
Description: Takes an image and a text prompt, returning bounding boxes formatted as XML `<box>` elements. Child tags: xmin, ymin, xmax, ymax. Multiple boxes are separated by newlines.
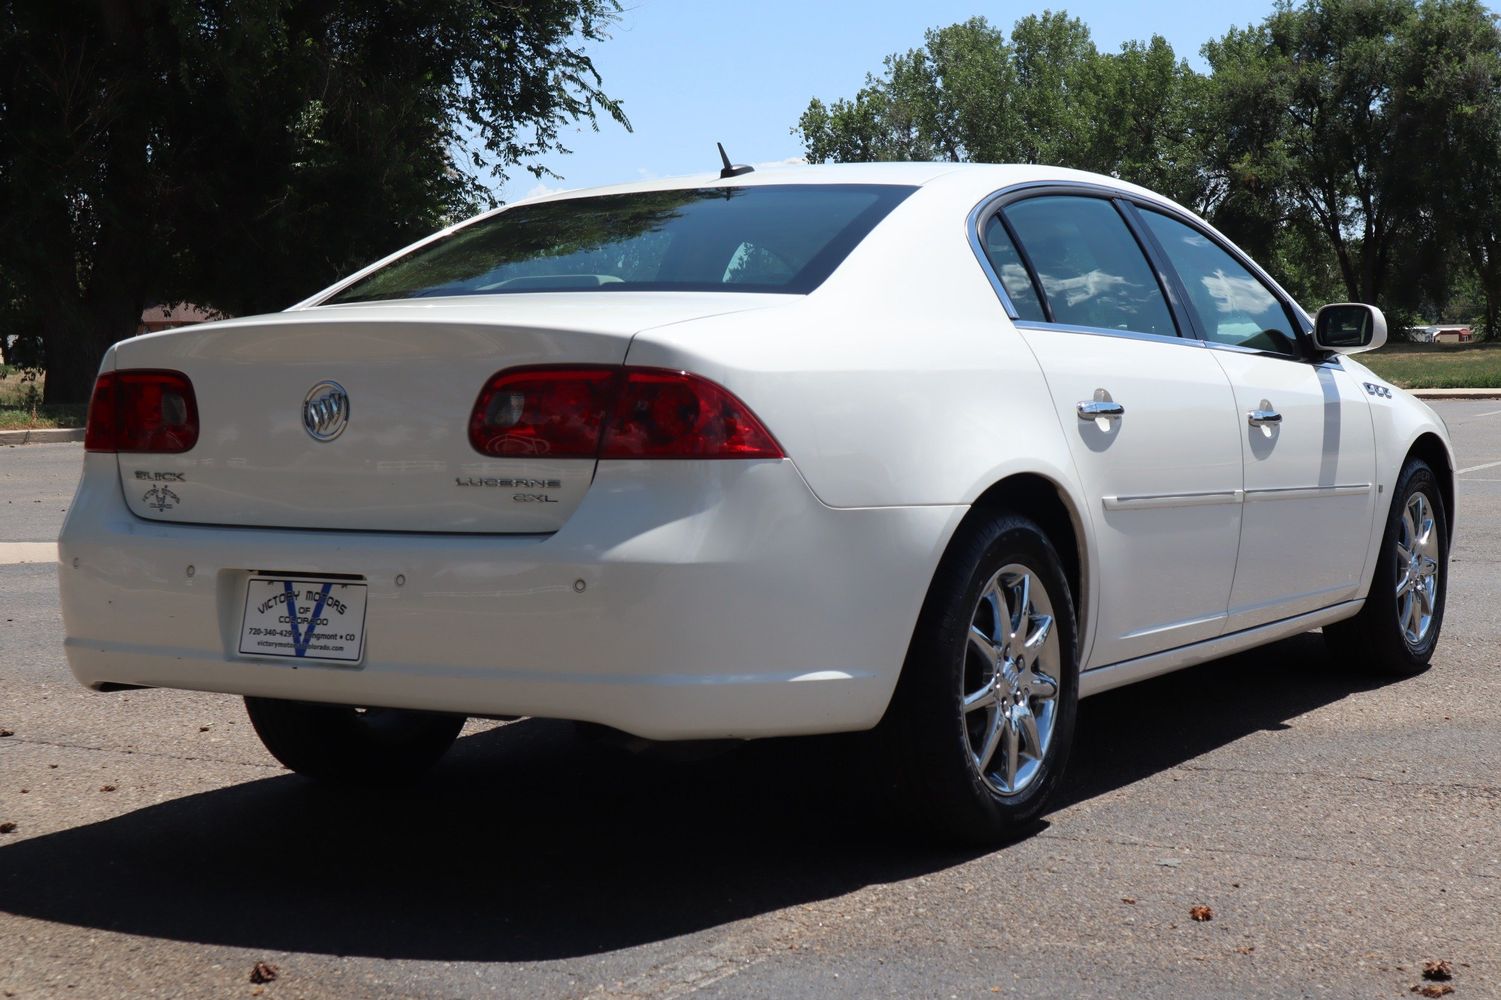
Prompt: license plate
<box><xmin>239</xmin><ymin>577</ymin><xmax>369</xmax><ymax>663</ymax></box>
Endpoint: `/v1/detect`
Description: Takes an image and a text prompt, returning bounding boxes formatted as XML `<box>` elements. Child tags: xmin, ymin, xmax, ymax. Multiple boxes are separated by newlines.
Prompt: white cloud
<box><xmin>516</xmin><ymin>181</ymin><xmax>570</xmax><ymax>203</ymax></box>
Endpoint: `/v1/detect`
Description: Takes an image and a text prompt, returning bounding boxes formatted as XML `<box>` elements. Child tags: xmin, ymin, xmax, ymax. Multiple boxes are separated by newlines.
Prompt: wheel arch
<box><xmin>1405</xmin><ymin>431</ymin><xmax>1455</xmax><ymax>539</ymax></box>
<box><xmin>961</xmin><ymin>472</ymin><xmax>1090</xmax><ymax>641</ymax></box>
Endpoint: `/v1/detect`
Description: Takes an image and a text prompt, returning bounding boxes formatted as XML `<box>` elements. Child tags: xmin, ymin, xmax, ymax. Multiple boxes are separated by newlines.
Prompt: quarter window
<box><xmin>1139</xmin><ymin>209</ymin><xmax>1300</xmax><ymax>355</ymax></box>
<box><xmin>981</xmin><ymin>216</ymin><xmax>1046</xmax><ymax>321</ymax></box>
<box><xmin>1002</xmin><ymin>196</ymin><xmax>1178</xmax><ymax>338</ymax></box>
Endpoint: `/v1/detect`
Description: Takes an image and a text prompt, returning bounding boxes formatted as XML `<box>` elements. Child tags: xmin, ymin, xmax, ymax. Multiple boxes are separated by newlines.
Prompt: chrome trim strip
<box><xmin>1102</xmin><ymin>489</ymin><xmax>1243</xmax><ymax>511</ymax></box>
<box><xmin>1015</xmin><ymin>320</ymin><xmax>1199</xmax><ymax>349</ymax></box>
<box><xmin>965</xmin><ymin>197</ymin><xmax>1022</xmax><ymax>320</ymax></box>
<box><xmin>1243</xmin><ymin>484</ymin><xmax>1372</xmax><ymax>502</ymax></box>
<box><xmin>1079</xmin><ymin>600</ymin><xmax>1365</xmax><ymax>697</ymax></box>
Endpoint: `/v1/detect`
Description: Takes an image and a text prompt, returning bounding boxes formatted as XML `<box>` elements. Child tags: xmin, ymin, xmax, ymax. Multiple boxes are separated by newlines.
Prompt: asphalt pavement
<box><xmin>1</xmin><ymin>402</ymin><xmax>1499</xmax><ymax>1000</ymax></box>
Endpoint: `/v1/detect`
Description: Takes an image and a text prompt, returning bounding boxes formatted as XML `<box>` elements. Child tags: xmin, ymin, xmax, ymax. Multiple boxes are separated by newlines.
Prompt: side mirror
<box><xmin>1313</xmin><ymin>303</ymin><xmax>1387</xmax><ymax>354</ymax></box>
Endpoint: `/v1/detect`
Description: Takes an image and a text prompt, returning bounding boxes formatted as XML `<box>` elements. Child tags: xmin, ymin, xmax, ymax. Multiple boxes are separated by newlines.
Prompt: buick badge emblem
<box><xmin>302</xmin><ymin>380</ymin><xmax>350</xmax><ymax>442</ymax></box>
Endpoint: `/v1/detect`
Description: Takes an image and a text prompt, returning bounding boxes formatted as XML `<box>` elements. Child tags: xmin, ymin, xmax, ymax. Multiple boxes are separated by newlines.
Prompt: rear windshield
<box><xmin>324</xmin><ymin>184</ymin><xmax>915</xmax><ymax>303</ymax></box>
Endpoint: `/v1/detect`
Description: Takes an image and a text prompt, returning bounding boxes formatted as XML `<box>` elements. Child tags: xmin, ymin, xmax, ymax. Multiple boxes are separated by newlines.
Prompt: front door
<box><xmin>1133</xmin><ymin>207</ymin><xmax>1378</xmax><ymax>631</ymax></box>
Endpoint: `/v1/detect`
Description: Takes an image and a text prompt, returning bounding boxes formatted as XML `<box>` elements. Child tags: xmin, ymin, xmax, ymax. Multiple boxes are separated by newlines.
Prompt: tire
<box><xmin>881</xmin><ymin>511</ymin><xmax>1079</xmax><ymax>844</ymax></box>
<box><xmin>1324</xmin><ymin>459</ymin><xmax>1448</xmax><ymax>676</ymax></box>
<box><xmin>244</xmin><ymin>697</ymin><xmax>466</xmax><ymax>783</ymax></box>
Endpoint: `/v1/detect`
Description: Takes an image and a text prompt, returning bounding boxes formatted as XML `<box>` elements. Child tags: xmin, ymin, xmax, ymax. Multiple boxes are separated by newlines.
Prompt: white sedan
<box><xmin>58</xmin><ymin>163</ymin><xmax>1454</xmax><ymax>841</ymax></box>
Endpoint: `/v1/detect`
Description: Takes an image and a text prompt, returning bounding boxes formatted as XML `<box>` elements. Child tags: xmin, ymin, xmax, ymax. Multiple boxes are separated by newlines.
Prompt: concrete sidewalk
<box><xmin>0</xmin><ymin>427</ymin><xmax>84</xmax><ymax>446</ymax></box>
<box><xmin>1409</xmin><ymin>387</ymin><xmax>1501</xmax><ymax>399</ymax></box>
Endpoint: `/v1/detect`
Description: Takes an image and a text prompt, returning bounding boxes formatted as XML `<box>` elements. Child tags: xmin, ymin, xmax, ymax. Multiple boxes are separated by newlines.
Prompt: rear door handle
<box><xmin>1248</xmin><ymin>408</ymin><xmax>1282</xmax><ymax>426</ymax></box>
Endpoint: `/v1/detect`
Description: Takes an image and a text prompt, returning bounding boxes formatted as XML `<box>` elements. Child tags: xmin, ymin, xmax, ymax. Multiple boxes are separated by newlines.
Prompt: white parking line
<box><xmin>1457</xmin><ymin>459</ymin><xmax>1501</xmax><ymax>475</ymax></box>
<box><xmin>1474</xmin><ymin>409</ymin><xmax>1501</xmax><ymax>418</ymax></box>
<box><xmin>0</xmin><ymin>542</ymin><xmax>58</xmax><ymax>565</ymax></box>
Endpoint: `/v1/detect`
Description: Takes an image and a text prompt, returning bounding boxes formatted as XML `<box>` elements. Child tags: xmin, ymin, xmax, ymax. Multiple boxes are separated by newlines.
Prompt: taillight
<box><xmin>468</xmin><ymin>366</ymin><xmax>782</xmax><ymax>460</ymax></box>
<box><xmin>84</xmin><ymin>370</ymin><xmax>200</xmax><ymax>453</ymax></box>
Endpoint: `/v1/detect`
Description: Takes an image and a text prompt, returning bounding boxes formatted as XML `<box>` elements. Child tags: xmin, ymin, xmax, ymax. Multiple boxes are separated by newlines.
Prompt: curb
<box><xmin>1409</xmin><ymin>388</ymin><xmax>1501</xmax><ymax>400</ymax></box>
<box><xmin>0</xmin><ymin>427</ymin><xmax>85</xmax><ymax>445</ymax></box>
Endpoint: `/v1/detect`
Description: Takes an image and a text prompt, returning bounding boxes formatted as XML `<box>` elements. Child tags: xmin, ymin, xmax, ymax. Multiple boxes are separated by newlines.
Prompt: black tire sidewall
<box><xmin>891</xmin><ymin>512</ymin><xmax>1080</xmax><ymax>841</ymax></box>
<box><xmin>1370</xmin><ymin>461</ymin><xmax>1448</xmax><ymax>668</ymax></box>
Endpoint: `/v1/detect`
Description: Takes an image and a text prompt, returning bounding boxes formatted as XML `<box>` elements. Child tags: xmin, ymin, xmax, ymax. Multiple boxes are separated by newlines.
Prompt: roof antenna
<box><xmin>717</xmin><ymin>142</ymin><xmax>754</xmax><ymax>179</ymax></box>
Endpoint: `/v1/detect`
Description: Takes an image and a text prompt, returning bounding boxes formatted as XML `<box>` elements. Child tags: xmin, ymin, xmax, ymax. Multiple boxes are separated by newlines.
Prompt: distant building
<box><xmin>138</xmin><ymin>302</ymin><xmax>224</xmax><ymax>336</ymax></box>
<box><xmin>1407</xmin><ymin>324</ymin><xmax>1473</xmax><ymax>344</ymax></box>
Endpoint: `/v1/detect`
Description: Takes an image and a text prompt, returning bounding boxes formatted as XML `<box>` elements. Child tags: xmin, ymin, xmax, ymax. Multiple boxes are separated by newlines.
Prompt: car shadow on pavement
<box><xmin>0</xmin><ymin>631</ymin><xmax>1395</xmax><ymax>961</ymax></box>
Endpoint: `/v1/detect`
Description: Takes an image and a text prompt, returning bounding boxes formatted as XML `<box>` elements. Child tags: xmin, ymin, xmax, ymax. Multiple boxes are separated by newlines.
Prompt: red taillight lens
<box><xmin>600</xmin><ymin>369</ymin><xmax>782</xmax><ymax>459</ymax></box>
<box><xmin>467</xmin><ymin>366</ymin><xmax>782</xmax><ymax>460</ymax></box>
<box><xmin>84</xmin><ymin>370</ymin><xmax>199</xmax><ymax>453</ymax></box>
<box><xmin>468</xmin><ymin>367</ymin><xmax>617</xmax><ymax>458</ymax></box>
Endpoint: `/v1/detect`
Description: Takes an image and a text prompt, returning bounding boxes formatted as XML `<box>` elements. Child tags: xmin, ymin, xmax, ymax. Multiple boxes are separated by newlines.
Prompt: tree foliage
<box><xmin>0</xmin><ymin>0</ymin><xmax>629</xmax><ymax>402</ymax></box>
<box><xmin>796</xmin><ymin>1</ymin><xmax>1501</xmax><ymax>338</ymax></box>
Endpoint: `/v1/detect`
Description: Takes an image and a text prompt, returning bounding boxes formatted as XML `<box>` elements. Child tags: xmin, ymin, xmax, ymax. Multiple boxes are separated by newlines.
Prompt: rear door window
<box><xmin>1002</xmin><ymin>196</ymin><xmax>1179</xmax><ymax>338</ymax></box>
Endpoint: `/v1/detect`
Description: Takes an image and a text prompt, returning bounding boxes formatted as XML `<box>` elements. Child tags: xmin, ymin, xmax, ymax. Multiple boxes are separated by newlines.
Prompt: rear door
<box><xmin>1134</xmin><ymin>207</ymin><xmax>1377</xmax><ymax>629</ymax></box>
<box><xmin>984</xmin><ymin>193</ymin><xmax>1245</xmax><ymax>667</ymax></box>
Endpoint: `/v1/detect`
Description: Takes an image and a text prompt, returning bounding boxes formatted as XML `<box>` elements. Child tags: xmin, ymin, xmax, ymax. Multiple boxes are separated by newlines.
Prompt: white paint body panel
<box><xmin>1211</xmin><ymin>353</ymin><xmax>1378</xmax><ymax>629</ymax></box>
<box><xmin>58</xmin><ymin>163</ymin><xmax>1455</xmax><ymax>740</ymax></box>
<box><xmin>1020</xmin><ymin>329</ymin><xmax>1243</xmax><ymax>665</ymax></box>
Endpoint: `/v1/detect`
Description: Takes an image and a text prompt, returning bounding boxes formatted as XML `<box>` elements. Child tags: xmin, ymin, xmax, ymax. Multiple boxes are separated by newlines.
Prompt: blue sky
<box><xmin>491</xmin><ymin>1</ymin><xmax>1282</xmax><ymax>203</ymax></box>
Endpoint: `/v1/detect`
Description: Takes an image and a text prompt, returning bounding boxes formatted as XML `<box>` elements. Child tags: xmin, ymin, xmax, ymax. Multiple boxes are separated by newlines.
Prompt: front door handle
<box><xmin>1248</xmin><ymin>408</ymin><xmax>1282</xmax><ymax>427</ymax></box>
<box><xmin>1077</xmin><ymin>397</ymin><xmax>1125</xmax><ymax>420</ymax></box>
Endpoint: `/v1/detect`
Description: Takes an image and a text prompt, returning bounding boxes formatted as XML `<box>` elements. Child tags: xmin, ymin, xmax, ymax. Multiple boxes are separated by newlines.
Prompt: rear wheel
<box><xmin>244</xmin><ymin>697</ymin><xmax>465</xmax><ymax>783</ymax></box>
<box><xmin>882</xmin><ymin>512</ymin><xmax>1079</xmax><ymax>843</ymax></box>
<box><xmin>1324</xmin><ymin>459</ymin><xmax>1448</xmax><ymax>676</ymax></box>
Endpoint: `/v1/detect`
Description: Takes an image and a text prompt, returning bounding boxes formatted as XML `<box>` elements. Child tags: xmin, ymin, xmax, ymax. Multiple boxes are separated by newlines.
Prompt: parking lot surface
<box><xmin>2</xmin><ymin>401</ymin><xmax>1498</xmax><ymax>999</ymax></box>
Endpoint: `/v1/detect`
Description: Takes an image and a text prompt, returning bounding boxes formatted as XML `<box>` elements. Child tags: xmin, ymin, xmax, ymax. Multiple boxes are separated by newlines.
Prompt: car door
<box><xmin>1135</xmin><ymin>207</ymin><xmax>1378</xmax><ymax>631</ymax></box>
<box><xmin>982</xmin><ymin>193</ymin><xmax>1245</xmax><ymax>667</ymax></box>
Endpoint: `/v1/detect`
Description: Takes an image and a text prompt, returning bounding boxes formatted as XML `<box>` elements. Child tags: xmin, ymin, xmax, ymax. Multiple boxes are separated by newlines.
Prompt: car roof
<box><xmin>511</xmin><ymin>161</ymin><xmax>1182</xmax><ymax>214</ymax></box>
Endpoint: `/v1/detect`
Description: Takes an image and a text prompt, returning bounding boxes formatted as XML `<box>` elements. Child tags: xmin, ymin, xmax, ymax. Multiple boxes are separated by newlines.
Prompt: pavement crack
<box><xmin>1170</xmin><ymin>762</ymin><xmax>1501</xmax><ymax>798</ymax></box>
<box><xmin>1035</xmin><ymin>830</ymin><xmax>1501</xmax><ymax>881</ymax></box>
<box><xmin>0</xmin><ymin>735</ymin><xmax>279</xmax><ymax>771</ymax></box>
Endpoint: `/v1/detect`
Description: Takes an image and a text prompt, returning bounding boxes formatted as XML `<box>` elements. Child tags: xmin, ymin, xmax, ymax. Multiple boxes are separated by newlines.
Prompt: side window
<box><xmin>1002</xmin><ymin>196</ymin><xmax>1179</xmax><ymax>338</ymax></box>
<box><xmin>1139</xmin><ymin>209</ymin><xmax>1301</xmax><ymax>355</ymax></box>
<box><xmin>981</xmin><ymin>215</ymin><xmax>1046</xmax><ymax>321</ymax></box>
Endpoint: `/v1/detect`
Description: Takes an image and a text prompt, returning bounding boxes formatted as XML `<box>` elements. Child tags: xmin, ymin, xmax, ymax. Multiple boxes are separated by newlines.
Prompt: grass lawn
<box><xmin>1355</xmin><ymin>340</ymin><xmax>1501</xmax><ymax>389</ymax></box>
<box><xmin>0</xmin><ymin>368</ymin><xmax>86</xmax><ymax>429</ymax></box>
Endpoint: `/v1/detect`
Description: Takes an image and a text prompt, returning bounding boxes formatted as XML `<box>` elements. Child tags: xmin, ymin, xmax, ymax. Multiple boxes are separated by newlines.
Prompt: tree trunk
<box><xmin>41</xmin><ymin>298</ymin><xmax>139</xmax><ymax>405</ymax></box>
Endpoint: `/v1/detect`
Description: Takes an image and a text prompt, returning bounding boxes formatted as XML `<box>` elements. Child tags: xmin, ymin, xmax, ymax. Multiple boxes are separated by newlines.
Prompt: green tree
<box><xmin>793</xmin><ymin>13</ymin><xmax>1211</xmax><ymax>208</ymax></box>
<box><xmin>1205</xmin><ymin>0</ymin><xmax>1441</xmax><ymax>309</ymax></box>
<box><xmin>0</xmin><ymin>0</ymin><xmax>629</xmax><ymax>403</ymax></box>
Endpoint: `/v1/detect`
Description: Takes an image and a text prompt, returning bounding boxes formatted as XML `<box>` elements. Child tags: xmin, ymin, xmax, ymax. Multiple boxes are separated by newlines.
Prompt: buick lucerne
<box><xmin>59</xmin><ymin>163</ymin><xmax>1454</xmax><ymax>840</ymax></box>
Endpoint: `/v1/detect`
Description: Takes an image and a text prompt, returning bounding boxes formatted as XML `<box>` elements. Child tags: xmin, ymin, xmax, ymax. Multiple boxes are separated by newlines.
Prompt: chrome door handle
<box><xmin>1077</xmin><ymin>400</ymin><xmax>1125</xmax><ymax>420</ymax></box>
<box><xmin>1248</xmin><ymin>408</ymin><xmax>1282</xmax><ymax>426</ymax></box>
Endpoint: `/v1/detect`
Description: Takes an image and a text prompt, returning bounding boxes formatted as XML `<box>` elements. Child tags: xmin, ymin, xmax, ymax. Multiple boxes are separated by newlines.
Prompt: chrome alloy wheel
<box><xmin>1396</xmin><ymin>490</ymin><xmax>1441</xmax><ymax>647</ymax></box>
<box><xmin>962</xmin><ymin>564</ymin><xmax>1061</xmax><ymax>797</ymax></box>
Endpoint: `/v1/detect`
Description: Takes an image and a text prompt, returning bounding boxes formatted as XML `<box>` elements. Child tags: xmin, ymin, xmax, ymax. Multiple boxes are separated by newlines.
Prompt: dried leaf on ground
<box><xmin>1121</xmin><ymin>897</ymin><xmax>1136</xmax><ymax>904</ymax></box>
<box><xmin>249</xmin><ymin>962</ymin><xmax>279</xmax><ymax>984</ymax></box>
<box><xmin>0</xmin><ymin>822</ymin><xmax>16</xmax><ymax>834</ymax></box>
<box><xmin>1412</xmin><ymin>985</ymin><xmax>1454</xmax><ymax>998</ymax></box>
<box><xmin>98</xmin><ymin>785</ymin><xmax>116</xmax><ymax>792</ymax></box>
<box><xmin>1234</xmin><ymin>945</ymin><xmax>1255</xmax><ymax>955</ymax></box>
<box><xmin>0</xmin><ymin>729</ymin><xmax>13</xmax><ymax>737</ymax></box>
<box><xmin>1424</xmin><ymin>961</ymin><xmax>1455</xmax><ymax>982</ymax></box>
<box><xmin>1189</xmin><ymin>905</ymin><xmax>1213</xmax><ymax>922</ymax></box>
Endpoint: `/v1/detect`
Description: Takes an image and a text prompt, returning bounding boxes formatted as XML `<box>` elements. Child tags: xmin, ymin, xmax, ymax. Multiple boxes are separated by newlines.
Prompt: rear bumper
<box><xmin>59</xmin><ymin>454</ymin><xmax>963</xmax><ymax>739</ymax></box>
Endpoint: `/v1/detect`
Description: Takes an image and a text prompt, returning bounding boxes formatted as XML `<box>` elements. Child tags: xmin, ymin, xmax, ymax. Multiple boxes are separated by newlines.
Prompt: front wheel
<box><xmin>244</xmin><ymin>697</ymin><xmax>466</xmax><ymax>783</ymax></box>
<box><xmin>881</xmin><ymin>512</ymin><xmax>1079</xmax><ymax>844</ymax></box>
<box><xmin>1324</xmin><ymin>458</ymin><xmax>1448</xmax><ymax>676</ymax></box>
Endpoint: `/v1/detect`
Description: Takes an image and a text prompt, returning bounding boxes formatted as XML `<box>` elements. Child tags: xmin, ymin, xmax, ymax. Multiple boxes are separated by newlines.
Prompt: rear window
<box><xmin>325</xmin><ymin>184</ymin><xmax>916</xmax><ymax>303</ymax></box>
